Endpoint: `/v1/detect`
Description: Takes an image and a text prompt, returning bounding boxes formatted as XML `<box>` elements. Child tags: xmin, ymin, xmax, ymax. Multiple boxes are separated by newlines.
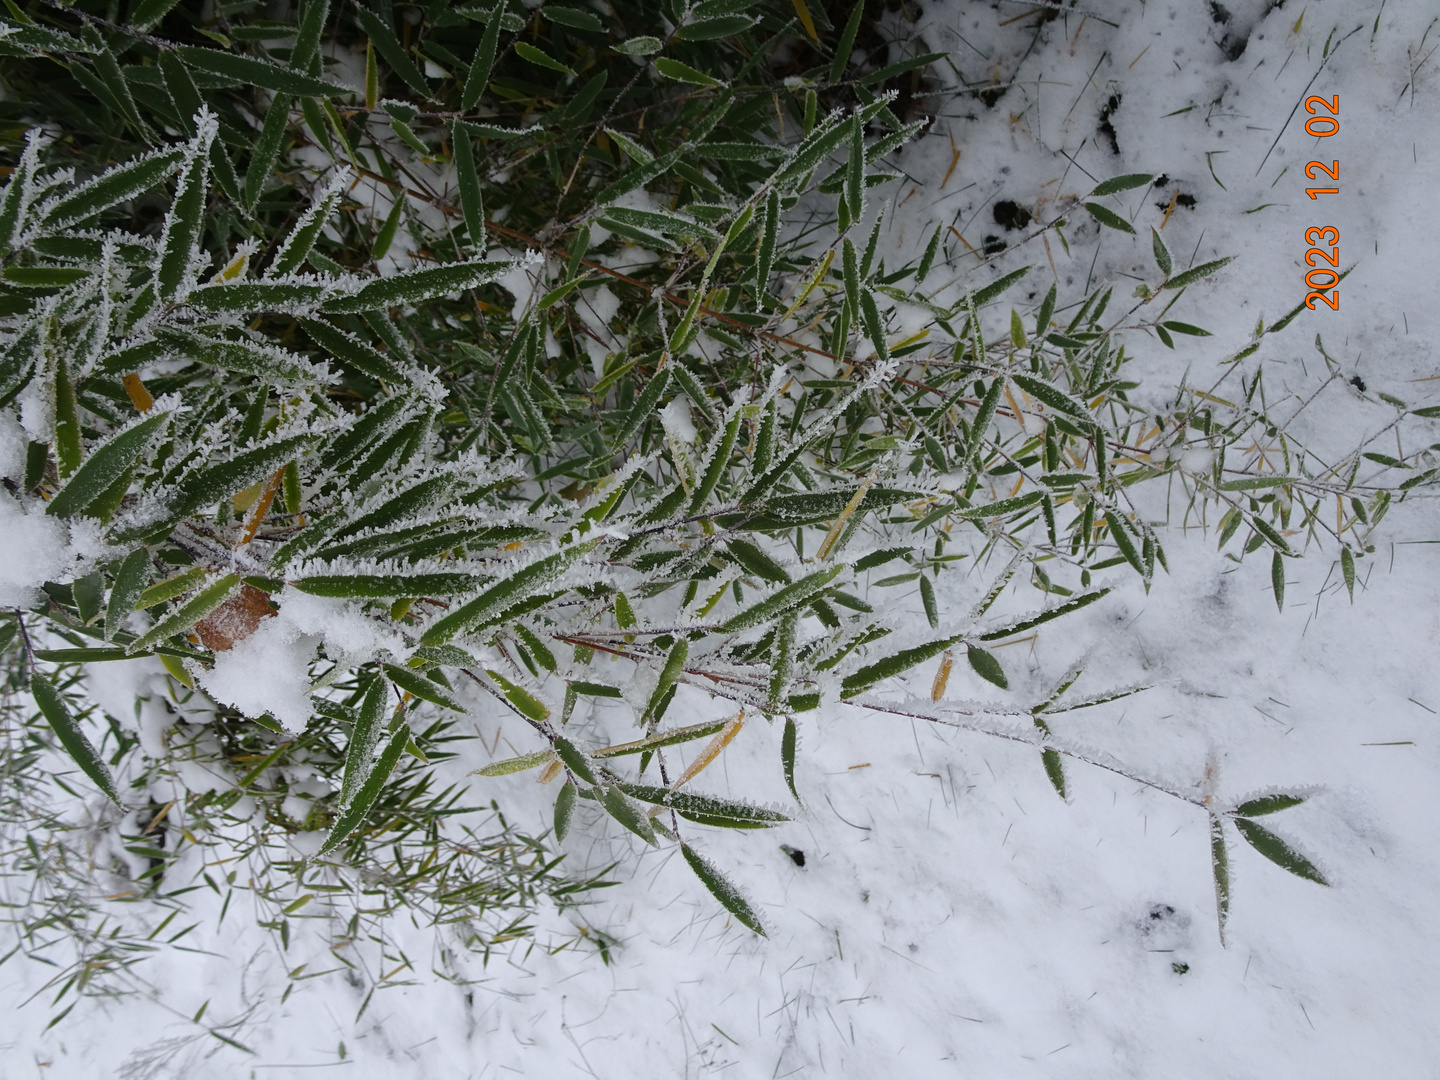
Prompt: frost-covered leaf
<box><xmin>1233</xmin><ymin>817</ymin><xmax>1328</xmax><ymax>885</ymax></box>
<box><xmin>682</xmin><ymin>843</ymin><xmax>765</xmax><ymax>934</ymax></box>
<box><xmin>128</xmin><ymin>574</ymin><xmax>242</xmax><ymax>653</ymax></box>
<box><xmin>477</xmin><ymin>749</ymin><xmax>554</xmax><ymax>776</ymax></box>
<box><xmin>339</xmin><ymin>677</ymin><xmax>388</xmax><ymax>809</ymax></box>
<box><xmin>32</xmin><ymin>676</ymin><xmax>121</xmax><ymax>804</ymax></box>
<box><xmin>321</xmin><ymin>259</ymin><xmax>511</xmax><ymax>313</ymax></box>
<box><xmin>40</xmin><ymin>146</ymin><xmax>184</xmax><ymax>229</ymax></box>
<box><xmin>174</xmin><ymin>45</ymin><xmax>353</xmax><ymax>97</ymax></box>
<box><xmin>1233</xmin><ymin>793</ymin><xmax>1306</xmax><ymax>816</ymax></box>
<box><xmin>45</xmin><ymin>411</ymin><xmax>168</xmax><ymax>519</ymax></box>
<box><xmin>318</xmin><ymin>720</ymin><xmax>410</xmax><ymax>857</ymax></box>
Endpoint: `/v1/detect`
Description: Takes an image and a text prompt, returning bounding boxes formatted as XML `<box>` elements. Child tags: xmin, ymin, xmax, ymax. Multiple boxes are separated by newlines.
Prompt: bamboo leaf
<box><xmin>841</xmin><ymin>632</ymin><xmax>964</xmax><ymax>698</ymax></box>
<box><xmin>1271</xmin><ymin>549</ymin><xmax>1285</xmax><ymax>612</ymax></box>
<box><xmin>677</xmin><ymin>14</ymin><xmax>757</xmax><ymax>40</ymax></box>
<box><xmin>553</xmin><ymin>780</ymin><xmax>577</xmax><ymax>841</ymax></box>
<box><xmin>966</xmin><ymin>643</ymin><xmax>1008</xmax><ymax>689</ymax></box>
<box><xmin>127</xmin><ymin>574</ymin><xmax>242</xmax><ymax>654</ymax></box>
<box><xmin>32</xmin><ymin>675</ymin><xmax>121</xmax><ymax>804</ymax></box>
<box><xmin>42</xmin><ymin>146</ymin><xmax>184</xmax><ymax>229</ymax></box>
<box><xmin>782</xmin><ymin>715</ymin><xmax>799</xmax><ymax>802</ymax></box>
<box><xmin>1041</xmin><ymin>747</ymin><xmax>1066</xmax><ymax>799</ymax></box>
<box><xmin>477</xmin><ymin>749</ymin><xmax>554</xmax><ymax>776</ymax></box>
<box><xmin>485</xmin><ymin>669</ymin><xmax>550</xmax><ymax>721</ymax></box>
<box><xmin>354</xmin><ymin>7</ymin><xmax>430</xmax><ymax>97</ymax></box>
<box><xmin>553</xmin><ymin>736</ymin><xmax>597</xmax><ymax>785</ymax></box>
<box><xmin>339</xmin><ymin>677</ymin><xmax>388</xmax><ymax>809</ymax></box>
<box><xmin>175</xmin><ymin>46</ymin><xmax>353</xmax><ymax>97</ymax></box>
<box><xmin>317</xmin><ymin>720</ymin><xmax>410</xmax><ymax>857</ymax></box>
<box><xmin>1210</xmin><ymin>814</ymin><xmax>1230</xmax><ymax>944</ymax></box>
<box><xmin>461</xmin><ymin>0</ymin><xmax>505</xmax><ymax>109</ymax></box>
<box><xmin>599</xmin><ymin>785</ymin><xmax>657</xmax><ymax>844</ymax></box>
<box><xmin>453</xmin><ymin>124</ymin><xmax>485</xmax><ymax>249</ymax></box>
<box><xmin>322</xmin><ymin>259</ymin><xmax>511</xmax><ymax>313</ymax></box>
<box><xmin>1163</xmin><ymin>256</ymin><xmax>1235</xmax><ymax>290</ymax></box>
<box><xmin>829</xmin><ymin>0</ymin><xmax>864</xmax><ymax>82</ymax></box>
<box><xmin>383</xmin><ymin>663</ymin><xmax>467</xmax><ymax>711</ymax></box>
<box><xmin>721</xmin><ymin>565</ymin><xmax>844</xmax><ymax>633</ymax></box>
<box><xmin>1234</xmin><ymin>793</ymin><xmax>1305</xmax><ymax>816</ymax></box>
<box><xmin>643</xmin><ymin>638</ymin><xmax>689</xmax><ymax>722</ymax></box>
<box><xmin>515</xmin><ymin>40</ymin><xmax>576</xmax><ymax>76</ymax></box>
<box><xmin>654</xmin><ymin>57</ymin><xmax>726</xmax><ymax>88</ymax></box>
<box><xmin>1091</xmin><ymin>173</ymin><xmax>1153</xmax><ymax>196</ymax></box>
<box><xmin>420</xmin><ymin>542</ymin><xmax>593</xmax><ymax>645</ymax></box>
<box><xmin>1151</xmin><ymin>227</ymin><xmax>1172</xmax><ymax>275</ymax></box>
<box><xmin>1084</xmin><ymin>201</ymin><xmax>1136</xmax><ymax>234</ymax></box>
<box><xmin>46</xmin><ymin>411</ymin><xmax>168</xmax><ymax>519</ymax></box>
<box><xmin>682</xmin><ymin>844</ymin><xmax>765</xmax><ymax>934</ymax></box>
<box><xmin>1233</xmin><ymin>817</ymin><xmax>1328</xmax><ymax>885</ymax></box>
<box><xmin>104</xmin><ymin>548</ymin><xmax>152</xmax><ymax>642</ymax></box>
<box><xmin>979</xmin><ymin>589</ymin><xmax>1110</xmax><ymax>640</ymax></box>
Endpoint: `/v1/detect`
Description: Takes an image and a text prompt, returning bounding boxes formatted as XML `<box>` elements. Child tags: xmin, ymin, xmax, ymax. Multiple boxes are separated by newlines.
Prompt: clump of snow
<box><xmin>198</xmin><ymin>615</ymin><xmax>321</xmax><ymax>734</ymax></box>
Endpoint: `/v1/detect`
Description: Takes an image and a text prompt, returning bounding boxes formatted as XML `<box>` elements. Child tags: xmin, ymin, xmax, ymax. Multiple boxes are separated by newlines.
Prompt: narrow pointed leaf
<box><xmin>46</xmin><ymin>411</ymin><xmax>168</xmax><ymax>519</ymax></box>
<box><xmin>105</xmin><ymin>548</ymin><xmax>152</xmax><ymax>642</ymax></box>
<box><xmin>682</xmin><ymin>844</ymin><xmax>765</xmax><ymax>934</ymax></box>
<box><xmin>32</xmin><ymin>676</ymin><xmax>121</xmax><ymax>803</ymax></box>
<box><xmin>339</xmin><ymin>677</ymin><xmax>388</xmax><ymax>809</ymax></box>
<box><xmin>966</xmin><ymin>643</ymin><xmax>1008</xmax><ymax>689</ymax></box>
<box><xmin>317</xmin><ymin>721</ymin><xmax>410</xmax><ymax>857</ymax></box>
<box><xmin>128</xmin><ymin>574</ymin><xmax>241</xmax><ymax>654</ymax></box>
<box><xmin>1234</xmin><ymin>817</ymin><xmax>1328</xmax><ymax>885</ymax></box>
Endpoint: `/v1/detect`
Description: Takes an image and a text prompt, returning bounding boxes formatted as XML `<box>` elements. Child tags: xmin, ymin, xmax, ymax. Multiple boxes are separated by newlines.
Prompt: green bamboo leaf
<box><xmin>1250</xmin><ymin>515</ymin><xmax>1293</xmax><ymax>556</ymax></box>
<box><xmin>169</xmin><ymin>433</ymin><xmax>312</xmax><ymax>517</ymax></box>
<box><xmin>453</xmin><ymin>124</ymin><xmax>485</xmax><ymax>249</ymax></box>
<box><xmin>727</xmin><ymin>537</ymin><xmax>791</xmax><ymax>583</ymax></box>
<box><xmin>46</xmin><ymin>411</ymin><xmax>168</xmax><ymax>519</ymax></box>
<box><xmin>859</xmin><ymin>50</ymin><xmax>946</xmax><ymax>86</ymax></box>
<box><xmin>244</xmin><ymin>92</ymin><xmax>293</xmax><ymax>213</ymax></box>
<box><xmin>859</xmin><ymin>289</ymin><xmax>888</xmax><ymax>361</ymax></box>
<box><xmin>383</xmin><ymin>663</ymin><xmax>467</xmax><ymax>711</ymax></box>
<box><xmin>1233</xmin><ymin>817</ymin><xmax>1328</xmax><ymax>885</ymax></box>
<box><xmin>543</xmin><ymin>5</ymin><xmax>604</xmax><ymax>31</ymax></box>
<box><xmin>966</xmin><ymin>643</ymin><xmax>1008</xmax><ymax>689</ymax></box>
<box><xmin>919</xmin><ymin>575</ymin><xmax>938</xmax><ymax>629</ymax></box>
<box><xmin>322</xmin><ymin>259</ymin><xmax>510</xmax><ymax>313</ymax></box>
<box><xmin>611</xmin><ymin>367</ymin><xmax>670</xmax><ymax>450</ymax></box>
<box><xmin>599</xmin><ymin>785</ymin><xmax>657</xmax><ymax>844</ymax></box>
<box><xmin>182</xmin><ymin>281</ymin><xmax>327</xmax><ymax>313</ymax></box>
<box><xmin>354</xmin><ymin>7</ymin><xmax>430</xmax><ymax>97</ymax></box>
<box><xmin>105</xmin><ymin>548</ymin><xmax>152</xmax><ymax>642</ymax></box>
<box><xmin>554</xmin><ymin>780</ymin><xmax>577</xmax><ymax>841</ymax></box>
<box><xmin>317</xmin><ymin>720</ymin><xmax>410</xmax><ymax>857</ymax></box>
<box><xmin>1091</xmin><ymin>173</ymin><xmax>1153</xmax><ymax>196</ymax></box>
<box><xmin>553</xmin><ymin>736</ymin><xmax>597</xmax><ymax>785</ymax></box>
<box><xmin>689</xmin><ymin>411</ymin><xmax>741</xmax><ymax>513</ymax></box>
<box><xmin>291</xmin><ymin>0</ymin><xmax>330</xmax><ymax>74</ymax></box>
<box><xmin>461</xmin><ymin>0</ymin><xmax>504</xmax><ymax>108</ymax></box>
<box><xmin>966</xmin><ymin>377</ymin><xmax>1004</xmax><ymax>464</ymax></box>
<box><xmin>829</xmin><ymin>0</ymin><xmax>864</xmax><ymax>81</ymax></box>
<box><xmin>297</xmin><ymin>318</ymin><xmax>410</xmax><ymax>383</ymax></box>
<box><xmin>127</xmin><ymin>574</ymin><xmax>242</xmax><ymax>654</ymax></box>
<box><xmin>643</xmin><ymin>638</ymin><xmax>689</xmax><ymax>722</ymax></box>
<box><xmin>682</xmin><ymin>844</ymin><xmax>765</xmax><ymax>934</ymax></box>
<box><xmin>31</xmin><ymin>676</ymin><xmax>121</xmax><ymax>804</ymax></box>
<box><xmin>594</xmin><ymin>720</ymin><xmax>729</xmax><ymax>758</ymax></box>
<box><xmin>293</xmin><ymin>572</ymin><xmax>484</xmax><ymax>598</ymax></box>
<box><xmin>1234</xmin><ymin>793</ymin><xmax>1305</xmax><ymax>816</ymax></box>
<box><xmin>621</xmin><ymin>785</ymin><xmax>788</xmax><ymax>825</ymax></box>
<box><xmin>52</xmin><ymin>354</ymin><xmax>80</xmax><ymax>479</ymax></box>
<box><xmin>339</xmin><ymin>677</ymin><xmax>388</xmax><ymax>809</ymax></box>
<box><xmin>721</xmin><ymin>565</ymin><xmax>844</xmax><ymax>633</ymax></box>
<box><xmin>485</xmin><ymin>669</ymin><xmax>550</xmax><ymax>721</ymax></box>
<box><xmin>477</xmin><ymin>750</ymin><xmax>554</xmax><ymax>777</ymax></box>
<box><xmin>1041</xmin><ymin>747</ymin><xmax>1066</xmax><ymax>799</ymax></box>
<box><xmin>1084</xmin><ymin>201</ymin><xmax>1136</xmax><ymax>234</ymax></box>
<box><xmin>654</xmin><ymin>57</ymin><xmax>726</xmax><ymax>88</ymax></box>
<box><xmin>156</xmin><ymin>127</ymin><xmax>213</xmax><ymax>302</ymax></box>
<box><xmin>136</xmin><ymin>566</ymin><xmax>208</xmax><ymax>610</ymax></box>
<box><xmin>1163</xmin><ymin>256</ymin><xmax>1235</xmax><ymax>290</ymax></box>
<box><xmin>175</xmin><ymin>46</ymin><xmax>352</xmax><ymax>97</ymax></box>
<box><xmin>1271</xmin><ymin>549</ymin><xmax>1285</xmax><ymax>612</ymax></box>
<box><xmin>1163</xmin><ymin>320</ymin><xmax>1211</xmax><ymax>337</ymax></box>
<box><xmin>612</xmin><ymin>35</ymin><xmax>663</xmax><ymax>55</ymax></box>
<box><xmin>979</xmin><ymin>589</ymin><xmax>1110</xmax><ymax>640</ymax></box>
<box><xmin>1210</xmin><ymin>814</ymin><xmax>1230</xmax><ymax>943</ymax></box>
<box><xmin>514</xmin><ymin>40</ymin><xmax>576</xmax><ymax>76</ymax></box>
<box><xmin>420</xmin><ymin>542</ymin><xmax>592</xmax><ymax>645</ymax></box>
<box><xmin>846</xmin><ymin>115</ymin><xmax>864</xmax><ymax>221</ymax></box>
<box><xmin>840</xmin><ymin>632</ymin><xmax>964</xmax><ymax>697</ymax></box>
<box><xmin>1341</xmin><ymin>547</ymin><xmax>1355</xmax><ymax>602</ymax></box>
<box><xmin>1151</xmin><ymin>227</ymin><xmax>1172</xmax><ymax>276</ymax></box>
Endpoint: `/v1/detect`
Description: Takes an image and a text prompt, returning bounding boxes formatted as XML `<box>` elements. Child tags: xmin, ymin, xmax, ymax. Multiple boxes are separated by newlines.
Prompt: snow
<box><xmin>6</xmin><ymin>0</ymin><xmax>1440</xmax><ymax>1075</ymax></box>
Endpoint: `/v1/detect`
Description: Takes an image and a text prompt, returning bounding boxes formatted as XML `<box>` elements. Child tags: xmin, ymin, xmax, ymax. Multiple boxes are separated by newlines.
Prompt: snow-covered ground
<box><xmin>7</xmin><ymin>0</ymin><xmax>1440</xmax><ymax>1075</ymax></box>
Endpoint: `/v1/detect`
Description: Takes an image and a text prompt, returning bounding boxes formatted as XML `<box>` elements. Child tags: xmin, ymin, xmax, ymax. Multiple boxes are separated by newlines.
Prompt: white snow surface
<box><xmin>6</xmin><ymin>1</ymin><xmax>1440</xmax><ymax>1076</ymax></box>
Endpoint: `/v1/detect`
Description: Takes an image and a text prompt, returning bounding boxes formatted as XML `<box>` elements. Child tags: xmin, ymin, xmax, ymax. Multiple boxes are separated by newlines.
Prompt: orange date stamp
<box><xmin>1303</xmin><ymin>94</ymin><xmax>1339</xmax><ymax>310</ymax></box>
